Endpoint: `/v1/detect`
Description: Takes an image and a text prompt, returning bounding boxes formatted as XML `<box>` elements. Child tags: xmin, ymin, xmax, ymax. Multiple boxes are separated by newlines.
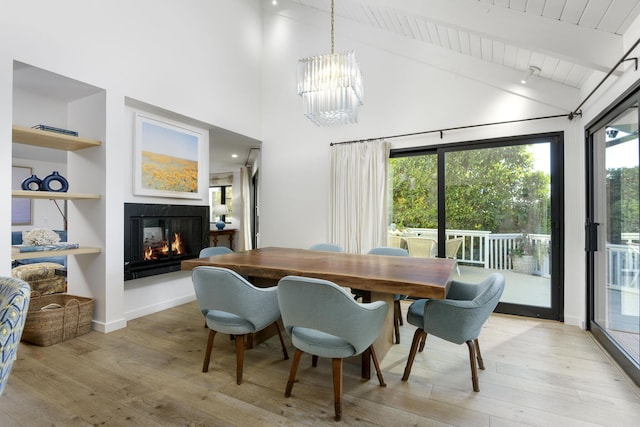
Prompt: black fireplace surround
<box><xmin>124</xmin><ymin>203</ymin><xmax>209</xmax><ymax>280</ymax></box>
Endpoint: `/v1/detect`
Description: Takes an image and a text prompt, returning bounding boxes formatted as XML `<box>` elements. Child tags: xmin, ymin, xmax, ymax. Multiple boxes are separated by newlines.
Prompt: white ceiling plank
<box><xmin>459</xmin><ymin>31</ymin><xmax>472</xmax><ymax>55</ymax></box>
<box><xmin>542</xmin><ymin>0</ymin><xmax>567</xmax><ymax>19</ymax></box>
<box><xmin>448</xmin><ymin>28</ymin><xmax>462</xmax><ymax>52</ymax></box>
<box><xmin>561</xmin><ymin>0</ymin><xmax>589</xmax><ymax>24</ymax></box>
<box><xmin>565</xmin><ymin>64</ymin><xmax>591</xmax><ymax>86</ymax></box>
<box><xmin>494</xmin><ymin>0</ymin><xmax>510</xmax><ymax>7</ymax></box>
<box><xmin>416</xmin><ymin>18</ymin><xmax>433</xmax><ymax>43</ymax></box>
<box><xmin>438</xmin><ymin>24</ymin><xmax>452</xmax><ymax>49</ymax></box>
<box><xmin>540</xmin><ymin>56</ymin><xmax>561</xmax><ymax>80</ymax></box>
<box><xmin>426</xmin><ymin>21</ymin><xmax>441</xmax><ymax>46</ymax></box>
<box><xmin>599</xmin><ymin>0</ymin><xmax>640</xmax><ymax>33</ymax></box>
<box><xmin>503</xmin><ymin>44</ymin><xmax>519</xmax><ymax>68</ymax></box>
<box><xmin>515</xmin><ymin>48</ymin><xmax>532</xmax><ymax>70</ymax></box>
<box><xmin>525</xmin><ymin>0</ymin><xmax>546</xmax><ymax>15</ymax></box>
<box><xmin>493</xmin><ymin>40</ymin><xmax>506</xmax><ymax>64</ymax></box>
<box><xmin>469</xmin><ymin>33</ymin><xmax>483</xmax><ymax>58</ymax></box>
<box><xmin>617</xmin><ymin>1</ymin><xmax>640</xmax><ymax>32</ymax></box>
<box><xmin>361</xmin><ymin>0</ymin><xmax>622</xmax><ymax>72</ymax></box>
<box><xmin>406</xmin><ymin>16</ymin><xmax>424</xmax><ymax>41</ymax></box>
<box><xmin>578</xmin><ymin>0</ymin><xmax>612</xmax><ymax>28</ymax></box>
<box><xmin>509</xmin><ymin>0</ymin><xmax>527</xmax><ymax>12</ymax></box>
<box><xmin>552</xmin><ymin>60</ymin><xmax>575</xmax><ymax>84</ymax></box>
<box><xmin>481</xmin><ymin>37</ymin><xmax>494</xmax><ymax>61</ymax></box>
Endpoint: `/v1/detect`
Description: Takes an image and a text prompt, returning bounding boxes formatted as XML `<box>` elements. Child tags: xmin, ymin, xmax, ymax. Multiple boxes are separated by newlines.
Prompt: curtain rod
<box><xmin>329</xmin><ymin>114</ymin><xmax>569</xmax><ymax>146</ymax></box>
<box><xmin>331</xmin><ymin>36</ymin><xmax>640</xmax><ymax>147</ymax></box>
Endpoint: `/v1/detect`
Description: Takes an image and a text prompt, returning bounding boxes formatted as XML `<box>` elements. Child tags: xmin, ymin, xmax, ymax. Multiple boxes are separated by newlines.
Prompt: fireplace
<box><xmin>124</xmin><ymin>203</ymin><xmax>209</xmax><ymax>280</ymax></box>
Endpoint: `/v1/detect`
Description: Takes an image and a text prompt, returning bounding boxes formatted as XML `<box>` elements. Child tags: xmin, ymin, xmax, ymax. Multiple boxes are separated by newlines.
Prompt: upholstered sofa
<box><xmin>11</xmin><ymin>230</ymin><xmax>68</xmax><ymax>267</ymax></box>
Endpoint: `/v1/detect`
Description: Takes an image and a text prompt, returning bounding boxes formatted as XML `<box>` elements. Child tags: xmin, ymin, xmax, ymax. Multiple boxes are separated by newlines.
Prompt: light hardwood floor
<box><xmin>1</xmin><ymin>301</ymin><xmax>639</xmax><ymax>426</ymax></box>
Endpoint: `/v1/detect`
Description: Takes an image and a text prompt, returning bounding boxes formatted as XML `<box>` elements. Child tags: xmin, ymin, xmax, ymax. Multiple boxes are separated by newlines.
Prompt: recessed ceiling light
<box><xmin>231</xmin><ymin>154</ymin><xmax>238</xmax><ymax>158</ymax></box>
<box><xmin>272</xmin><ymin>0</ymin><xmax>277</xmax><ymax>5</ymax></box>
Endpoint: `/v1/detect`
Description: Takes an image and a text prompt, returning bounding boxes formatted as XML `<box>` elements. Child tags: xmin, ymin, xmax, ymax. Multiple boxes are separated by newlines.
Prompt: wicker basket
<box><xmin>21</xmin><ymin>294</ymin><xmax>94</xmax><ymax>346</ymax></box>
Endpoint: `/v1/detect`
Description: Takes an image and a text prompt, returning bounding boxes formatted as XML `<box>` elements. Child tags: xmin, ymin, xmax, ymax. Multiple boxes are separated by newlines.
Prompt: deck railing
<box><xmin>401</xmin><ymin>228</ymin><xmax>639</xmax><ymax>288</ymax></box>
<box><xmin>402</xmin><ymin>228</ymin><xmax>551</xmax><ymax>277</ymax></box>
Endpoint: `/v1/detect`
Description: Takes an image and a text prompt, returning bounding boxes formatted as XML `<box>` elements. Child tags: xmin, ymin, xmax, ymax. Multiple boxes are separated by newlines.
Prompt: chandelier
<box><xmin>297</xmin><ymin>0</ymin><xmax>363</xmax><ymax>126</ymax></box>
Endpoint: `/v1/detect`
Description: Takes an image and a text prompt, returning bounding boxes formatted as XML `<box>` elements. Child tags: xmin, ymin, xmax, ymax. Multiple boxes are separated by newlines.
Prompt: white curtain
<box><xmin>330</xmin><ymin>139</ymin><xmax>390</xmax><ymax>253</ymax></box>
<box><xmin>239</xmin><ymin>166</ymin><xmax>252</xmax><ymax>251</ymax></box>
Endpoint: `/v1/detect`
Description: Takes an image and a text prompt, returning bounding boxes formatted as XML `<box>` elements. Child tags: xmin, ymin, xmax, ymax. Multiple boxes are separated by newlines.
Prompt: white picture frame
<box><xmin>133</xmin><ymin>113</ymin><xmax>206</xmax><ymax>199</ymax></box>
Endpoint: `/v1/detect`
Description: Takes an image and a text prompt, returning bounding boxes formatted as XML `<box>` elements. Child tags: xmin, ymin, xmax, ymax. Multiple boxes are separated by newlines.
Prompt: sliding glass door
<box><xmin>586</xmin><ymin>87</ymin><xmax>640</xmax><ymax>385</ymax></box>
<box><xmin>390</xmin><ymin>133</ymin><xmax>564</xmax><ymax>320</ymax></box>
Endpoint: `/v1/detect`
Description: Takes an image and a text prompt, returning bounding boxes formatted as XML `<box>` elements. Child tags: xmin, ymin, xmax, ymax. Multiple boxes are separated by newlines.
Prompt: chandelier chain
<box><xmin>331</xmin><ymin>0</ymin><xmax>334</xmax><ymax>54</ymax></box>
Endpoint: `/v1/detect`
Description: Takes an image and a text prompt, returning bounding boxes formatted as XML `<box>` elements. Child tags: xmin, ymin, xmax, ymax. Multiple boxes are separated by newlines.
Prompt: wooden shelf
<box><xmin>12</xmin><ymin>190</ymin><xmax>101</xmax><ymax>200</ymax></box>
<box><xmin>12</xmin><ymin>125</ymin><xmax>101</xmax><ymax>151</ymax></box>
<box><xmin>12</xmin><ymin>247</ymin><xmax>101</xmax><ymax>260</ymax></box>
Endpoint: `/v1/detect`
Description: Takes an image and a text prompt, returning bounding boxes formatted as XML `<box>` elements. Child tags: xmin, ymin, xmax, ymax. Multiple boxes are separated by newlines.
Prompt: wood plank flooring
<box><xmin>1</xmin><ymin>301</ymin><xmax>639</xmax><ymax>426</ymax></box>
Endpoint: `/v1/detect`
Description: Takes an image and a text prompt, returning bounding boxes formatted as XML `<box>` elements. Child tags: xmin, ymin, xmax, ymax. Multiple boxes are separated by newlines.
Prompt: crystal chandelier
<box><xmin>297</xmin><ymin>0</ymin><xmax>363</xmax><ymax>126</ymax></box>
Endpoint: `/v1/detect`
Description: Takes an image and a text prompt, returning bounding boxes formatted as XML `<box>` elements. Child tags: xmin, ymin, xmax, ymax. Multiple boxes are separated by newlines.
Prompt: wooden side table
<box><xmin>209</xmin><ymin>229</ymin><xmax>237</xmax><ymax>249</ymax></box>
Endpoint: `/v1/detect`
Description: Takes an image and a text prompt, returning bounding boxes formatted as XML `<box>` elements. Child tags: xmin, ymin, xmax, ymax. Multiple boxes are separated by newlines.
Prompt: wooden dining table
<box><xmin>181</xmin><ymin>247</ymin><xmax>457</xmax><ymax>377</ymax></box>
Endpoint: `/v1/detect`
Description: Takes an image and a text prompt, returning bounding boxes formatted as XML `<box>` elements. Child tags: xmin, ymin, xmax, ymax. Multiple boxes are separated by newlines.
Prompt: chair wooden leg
<box><xmin>402</xmin><ymin>328</ymin><xmax>426</xmax><ymax>381</ymax></box>
<box><xmin>235</xmin><ymin>334</ymin><xmax>245</xmax><ymax>385</ymax></box>
<box><xmin>332</xmin><ymin>358</ymin><xmax>343</xmax><ymax>422</ymax></box>
<box><xmin>466</xmin><ymin>340</ymin><xmax>480</xmax><ymax>392</ymax></box>
<box><xmin>393</xmin><ymin>300</ymin><xmax>401</xmax><ymax>344</ymax></box>
<box><xmin>368</xmin><ymin>345</ymin><xmax>386</xmax><ymax>387</ymax></box>
<box><xmin>311</xmin><ymin>355</ymin><xmax>318</xmax><ymax>367</ymax></box>
<box><xmin>418</xmin><ymin>331</ymin><xmax>428</xmax><ymax>352</ymax></box>
<box><xmin>202</xmin><ymin>329</ymin><xmax>216</xmax><ymax>372</ymax></box>
<box><xmin>273</xmin><ymin>321</ymin><xmax>289</xmax><ymax>360</ymax></box>
<box><xmin>474</xmin><ymin>338</ymin><xmax>485</xmax><ymax>370</ymax></box>
<box><xmin>285</xmin><ymin>349</ymin><xmax>303</xmax><ymax>397</ymax></box>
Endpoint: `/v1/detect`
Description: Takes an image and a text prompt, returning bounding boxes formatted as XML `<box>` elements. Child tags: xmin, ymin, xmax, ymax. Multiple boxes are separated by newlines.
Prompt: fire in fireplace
<box><xmin>124</xmin><ymin>203</ymin><xmax>209</xmax><ymax>280</ymax></box>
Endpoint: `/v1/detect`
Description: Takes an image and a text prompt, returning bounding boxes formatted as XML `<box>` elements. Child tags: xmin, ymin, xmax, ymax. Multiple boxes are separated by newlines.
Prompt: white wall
<box><xmin>1</xmin><ymin>0</ymin><xmax>263</xmax><ymax>331</ymax></box>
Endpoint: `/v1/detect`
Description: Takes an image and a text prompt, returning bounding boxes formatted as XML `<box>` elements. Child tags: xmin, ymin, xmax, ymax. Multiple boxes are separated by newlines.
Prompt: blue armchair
<box><xmin>199</xmin><ymin>246</ymin><xmax>233</xmax><ymax>257</ymax></box>
<box><xmin>0</xmin><ymin>277</ymin><xmax>30</xmax><ymax>396</ymax></box>
<box><xmin>277</xmin><ymin>275</ymin><xmax>388</xmax><ymax>421</ymax></box>
<box><xmin>191</xmin><ymin>266</ymin><xmax>289</xmax><ymax>385</ymax></box>
<box><xmin>401</xmin><ymin>273</ymin><xmax>505</xmax><ymax>392</ymax></box>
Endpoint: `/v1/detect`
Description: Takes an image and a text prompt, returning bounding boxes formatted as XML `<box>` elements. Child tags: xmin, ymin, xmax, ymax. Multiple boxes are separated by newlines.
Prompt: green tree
<box><xmin>390</xmin><ymin>145</ymin><xmax>550</xmax><ymax>234</ymax></box>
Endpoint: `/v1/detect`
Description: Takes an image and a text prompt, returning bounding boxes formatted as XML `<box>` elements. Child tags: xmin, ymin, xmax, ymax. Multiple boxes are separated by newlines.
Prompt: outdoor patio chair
<box><xmin>405</xmin><ymin>236</ymin><xmax>437</xmax><ymax>258</ymax></box>
<box><xmin>445</xmin><ymin>237</ymin><xmax>464</xmax><ymax>275</ymax></box>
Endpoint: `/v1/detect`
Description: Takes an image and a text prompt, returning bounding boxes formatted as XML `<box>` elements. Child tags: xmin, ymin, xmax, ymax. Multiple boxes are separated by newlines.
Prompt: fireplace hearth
<box><xmin>124</xmin><ymin>203</ymin><xmax>209</xmax><ymax>280</ymax></box>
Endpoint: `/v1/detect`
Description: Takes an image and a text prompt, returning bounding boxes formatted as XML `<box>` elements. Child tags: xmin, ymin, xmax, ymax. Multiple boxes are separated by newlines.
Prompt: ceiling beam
<box><xmin>361</xmin><ymin>0</ymin><xmax>623</xmax><ymax>73</ymax></box>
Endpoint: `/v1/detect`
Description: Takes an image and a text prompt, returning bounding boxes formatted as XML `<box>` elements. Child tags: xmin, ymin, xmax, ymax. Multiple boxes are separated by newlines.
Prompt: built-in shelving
<box><xmin>12</xmin><ymin>125</ymin><xmax>101</xmax><ymax>151</ymax></box>
<box><xmin>11</xmin><ymin>124</ymin><xmax>103</xmax><ymax>260</ymax></box>
<box><xmin>12</xmin><ymin>190</ymin><xmax>101</xmax><ymax>200</ymax></box>
<box><xmin>12</xmin><ymin>247</ymin><xmax>101</xmax><ymax>260</ymax></box>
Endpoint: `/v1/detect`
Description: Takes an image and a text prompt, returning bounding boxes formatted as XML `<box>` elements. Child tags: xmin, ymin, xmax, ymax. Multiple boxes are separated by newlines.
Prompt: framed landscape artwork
<box><xmin>133</xmin><ymin>113</ymin><xmax>205</xmax><ymax>199</ymax></box>
<box><xmin>12</xmin><ymin>165</ymin><xmax>32</xmax><ymax>225</ymax></box>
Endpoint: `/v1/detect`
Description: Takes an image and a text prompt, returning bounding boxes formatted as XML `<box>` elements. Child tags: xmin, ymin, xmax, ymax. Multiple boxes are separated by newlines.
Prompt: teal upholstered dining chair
<box><xmin>401</xmin><ymin>273</ymin><xmax>505</xmax><ymax>392</ymax></box>
<box><xmin>308</xmin><ymin>243</ymin><xmax>344</xmax><ymax>252</ymax></box>
<box><xmin>277</xmin><ymin>276</ymin><xmax>388</xmax><ymax>422</ymax></box>
<box><xmin>191</xmin><ymin>266</ymin><xmax>289</xmax><ymax>385</ymax></box>
<box><xmin>197</xmin><ymin>246</ymin><xmax>235</xmax><ymax>327</ymax></box>
<box><xmin>367</xmin><ymin>246</ymin><xmax>410</xmax><ymax>344</ymax></box>
<box><xmin>199</xmin><ymin>246</ymin><xmax>233</xmax><ymax>257</ymax></box>
<box><xmin>0</xmin><ymin>276</ymin><xmax>31</xmax><ymax>396</ymax></box>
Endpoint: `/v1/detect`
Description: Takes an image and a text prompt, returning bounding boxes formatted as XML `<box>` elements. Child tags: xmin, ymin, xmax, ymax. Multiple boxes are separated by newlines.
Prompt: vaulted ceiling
<box><xmin>288</xmin><ymin>0</ymin><xmax>640</xmax><ymax>90</ymax></box>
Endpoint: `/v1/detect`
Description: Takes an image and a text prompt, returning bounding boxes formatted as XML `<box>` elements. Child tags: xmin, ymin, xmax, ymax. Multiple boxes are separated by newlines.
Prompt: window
<box><xmin>209</xmin><ymin>185</ymin><xmax>232</xmax><ymax>223</ymax></box>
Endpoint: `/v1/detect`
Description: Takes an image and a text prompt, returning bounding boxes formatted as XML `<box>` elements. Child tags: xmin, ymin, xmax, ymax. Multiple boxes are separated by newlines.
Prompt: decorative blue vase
<box><xmin>215</xmin><ymin>220</ymin><xmax>226</xmax><ymax>230</ymax></box>
<box><xmin>41</xmin><ymin>171</ymin><xmax>69</xmax><ymax>192</ymax></box>
<box><xmin>21</xmin><ymin>174</ymin><xmax>42</xmax><ymax>191</ymax></box>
